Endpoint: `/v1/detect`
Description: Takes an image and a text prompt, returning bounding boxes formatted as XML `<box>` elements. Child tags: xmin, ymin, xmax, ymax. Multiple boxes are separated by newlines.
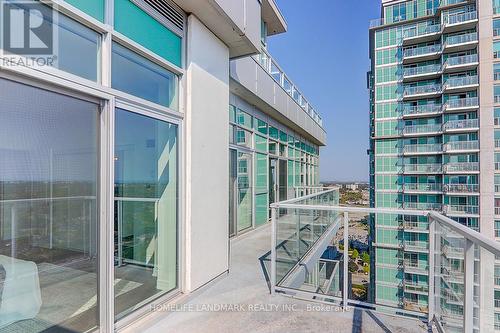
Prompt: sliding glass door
<box><xmin>0</xmin><ymin>78</ymin><xmax>99</xmax><ymax>332</ymax></box>
<box><xmin>114</xmin><ymin>109</ymin><xmax>178</xmax><ymax>320</ymax></box>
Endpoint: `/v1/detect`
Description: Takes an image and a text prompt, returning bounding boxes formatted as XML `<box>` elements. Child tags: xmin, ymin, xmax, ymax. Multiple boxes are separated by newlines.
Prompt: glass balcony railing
<box><xmin>404</xmin><ymin>202</ymin><xmax>443</xmax><ymax>211</ymax></box>
<box><xmin>443</xmin><ymin>162</ymin><xmax>479</xmax><ymax>172</ymax></box>
<box><xmin>403</xmin><ymin>24</ymin><xmax>442</xmax><ymax>40</ymax></box>
<box><xmin>442</xmin><ymin>118</ymin><xmax>479</xmax><ymax>131</ymax></box>
<box><xmin>270</xmin><ymin>189</ymin><xmax>500</xmax><ymax>331</ymax></box>
<box><xmin>256</xmin><ymin>49</ymin><xmax>323</xmax><ymax>127</ymax></box>
<box><xmin>402</xmin><ymin>124</ymin><xmax>442</xmax><ymax>135</ymax></box>
<box><xmin>443</xmin><ymin>11</ymin><xmax>477</xmax><ymax>25</ymax></box>
<box><xmin>403</xmin><ymin>84</ymin><xmax>441</xmax><ymax>97</ymax></box>
<box><xmin>404</xmin><ymin>163</ymin><xmax>443</xmax><ymax>173</ymax></box>
<box><xmin>443</xmin><ymin>75</ymin><xmax>478</xmax><ymax>89</ymax></box>
<box><xmin>403</xmin><ymin>64</ymin><xmax>442</xmax><ymax>77</ymax></box>
<box><xmin>404</xmin><ymin>183</ymin><xmax>442</xmax><ymax>192</ymax></box>
<box><xmin>443</xmin><ymin>184</ymin><xmax>479</xmax><ymax>193</ymax></box>
<box><xmin>403</xmin><ymin>44</ymin><xmax>442</xmax><ymax>58</ymax></box>
<box><xmin>443</xmin><ymin>141</ymin><xmax>479</xmax><ymax>152</ymax></box>
<box><xmin>444</xmin><ymin>205</ymin><xmax>479</xmax><ymax>215</ymax></box>
<box><xmin>444</xmin><ymin>32</ymin><xmax>478</xmax><ymax>47</ymax></box>
<box><xmin>443</xmin><ymin>97</ymin><xmax>479</xmax><ymax>110</ymax></box>
<box><xmin>402</xmin><ymin>104</ymin><xmax>442</xmax><ymax>116</ymax></box>
<box><xmin>443</xmin><ymin>54</ymin><xmax>478</xmax><ymax>67</ymax></box>
<box><xmin>403</xmin><ymin>143</ymin><xmax>442</xmax><ymax>154</ymax></box>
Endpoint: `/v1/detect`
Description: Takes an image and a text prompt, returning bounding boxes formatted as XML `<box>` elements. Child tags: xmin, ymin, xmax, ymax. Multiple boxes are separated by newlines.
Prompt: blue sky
<box><xmin>269</xmin><ymin>0</ymin><xmax>380</xmax><ymax>182</ymax></box>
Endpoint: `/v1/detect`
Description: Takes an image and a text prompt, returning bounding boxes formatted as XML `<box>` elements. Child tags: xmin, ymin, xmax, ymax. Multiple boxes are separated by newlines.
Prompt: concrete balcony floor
<box><xmin>127</xmin><ymin>225</ymin><xmax>428</xmax><ymax>333</ymax></box>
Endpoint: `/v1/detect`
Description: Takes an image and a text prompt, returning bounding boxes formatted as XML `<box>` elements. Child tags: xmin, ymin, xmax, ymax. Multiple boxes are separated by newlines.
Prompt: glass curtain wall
<box><xmin>0</xmin><ymin>78</ymin><xmax>99</xmax><ymax>332</ymax></box>
<box><xmin>228</xmin><ymin>103</ymin><xmax>320</xmax><ymax>236</ymax></box>
<box><xmin>114</xmin><ymin>109</ymin><xmax>178</xmax><ymax>320</ymax></box>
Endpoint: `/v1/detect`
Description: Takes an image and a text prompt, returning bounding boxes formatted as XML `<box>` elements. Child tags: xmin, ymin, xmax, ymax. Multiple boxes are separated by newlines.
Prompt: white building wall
<box><xmin>185</xmin><ymin>15</ymin><xmax>230</xmax><ymax>291</ymax></box>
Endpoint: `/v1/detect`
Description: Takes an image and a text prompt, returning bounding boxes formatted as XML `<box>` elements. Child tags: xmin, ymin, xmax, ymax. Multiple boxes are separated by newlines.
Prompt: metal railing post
<box><xmin>428</xmin><ymin>217</ymin><xmax>435</xmax><ymax>327</ymax></box>
<box><xmin>271</xmin><ymin>206</ymin><xmax>277</xmax><ymax>295</ymax></box>
<box><xmin>343</xmin><ymin>211</ymin><xmax>349</xmax><ymax>311</ymax></box>
<box><xmin>464</xmin><ymin>239</ymin><xmax>474</xmax><ymax>332</ymax></box>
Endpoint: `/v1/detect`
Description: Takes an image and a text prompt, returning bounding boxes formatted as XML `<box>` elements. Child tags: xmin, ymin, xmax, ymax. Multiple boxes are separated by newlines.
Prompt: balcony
<box><xmin>403</xmin><ymin>202</ymin><xmax>443</xmax><ymax>211</ymax></box>
<box><xmin>402</xmin><ymin>44</ymin><xmax>442</xmax><ymax>63</ymax></box>
<box><xmin>402</xmin><ymin>24</ymin><xmax>442</xmax><ymax>45</ymax></box>
<box><xmin>402</xmin><ymin>143</ymin><xmax>442</xmax><ymax>155</ymax></box>
<box><xmin>443</xmin><ymin>54</ymin><xmax>479</xmax><ymax>72</ymax></box>
<box><xmin>443</xmin><ymin>97</ymin><xmax>479</xmax><ymax>112</ymax></box>
<box><xmin>442</xmin><ymin>118</ymin><xmax>479</xmax><ymax>132</ymax></box>
<box><xmin>404</xmin><ymin>261</ymin><xmax>429</xmax><ymax>275</ymax></box>
<box><xmin>401</xmin><ymin>124</ymin><xmax>442</xmax><ymax>136</ymax></box>
<box><xmin>402</xmin><ymin>84</ymin><xmax>442</xmax><ymax>100</ymax></box>
<box><xmin>443</xmin><ymin>32</ymin><xmax>478</xmax><ymax>52</ymax></box>
<box><xmin>443</xmin><ymin>184</ymin><xmax>479</xmax><ymax>194</ymax></box>
<box><xmin>403</xmin><ymin>220</ymin><xmax>430</xmax><ymax>232</ymax></box>
<box><xmin>444</xmin><ymin>205</ymin><xmax>479</xmax><ymax>216</ymax></box>
<box><xmin>402</xmin><ymin>64</ymin><xmax>442</xmax><ymax>81</ymax></box>
<box><xmin>442</xmin><ymin>11</ymin><xmax>478</xmax><ymax>32</ymax></box>
<box><xmin>230</xmin><ymin>49</ymin><xmax>325</xmax><ymax>145</ymax></box>
<box><xmin>403</xmin><ymin>183</ymin><xmax>443</xmax><ymax>194</ymax></box>
<box><xmin>442</xmin><ymin>75</ymin><xmax>478</xmax><ymax>92</ymax></box>
<box><xmin>403</xmin><ymin>163</ymin><xmax>442</xmax><ymax>174</ymax></box>
<box><xmin>264</xmin><ymin>189</ymin><xmax>500</xmax><ymax>332</ymax></box>
<box><xmin>402</xmin><ymin>104</ymin><xmax>442</xmax><ymax>118</ymax></box>
<box><xmin>442</xmin><ymin>141</ymin><xmax>479</xmax><ymax>153</ymax></box>
<box><xmin>443</xmin><ymin>162</ymin><xmax>479</xmax><ymax>173</ymax></box>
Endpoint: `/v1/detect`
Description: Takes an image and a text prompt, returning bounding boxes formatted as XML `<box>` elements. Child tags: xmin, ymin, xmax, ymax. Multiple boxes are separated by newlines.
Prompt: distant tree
<box><xmin>362</xmin><ymin>252</ymin><xmax>370</xmax><ymax>265</ymax></box>
<box><xmin>348</xmin><ymin>261</ymin><xmax>358</xmax><ymax>273</ymax></box>
<box><xmin>363</xmin><ymin>265</ymin><xmax>369</xmax><ymax>274</ymax></box>
<box><xmin>352</xmin><ymin>249</ymin><xmax>359</xmax><ymax>259</ymax></box>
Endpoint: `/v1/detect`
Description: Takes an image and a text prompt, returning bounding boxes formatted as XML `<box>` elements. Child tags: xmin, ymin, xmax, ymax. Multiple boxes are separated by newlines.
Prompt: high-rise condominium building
<box><xmin>0</xmin><ymin>0</ymin><xmax>325</xmax><ymax>332</ymax></box>
<box><xmin>369</xmin><ymin>0</ymin><xmax>500</xmax><ymax>331</ymax></box>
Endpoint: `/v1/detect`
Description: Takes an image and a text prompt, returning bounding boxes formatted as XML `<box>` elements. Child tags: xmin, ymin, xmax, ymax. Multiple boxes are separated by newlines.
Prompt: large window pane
<box><xmin>114</xmin><ymin>109</ymin><xmax>178</xmax><ymax>320</ymax></box>
<box><xmin>3</xmin><ymin>1</ymin><xmax>100</xmax><ymax>81</ymax></box>
<box><xmin>237</xmin><ymin>152</ymin><xmax>252</xmax><ymax>232</ymax></box>
<box><xmin>0</xmin><ymin>78</ymin><xmax>99</xmax><ymax>332</ymax></box>
<box><xmin>112</xmin><ymin>42</ymin><xmax>178</xmax><ymax>110</ymax></box>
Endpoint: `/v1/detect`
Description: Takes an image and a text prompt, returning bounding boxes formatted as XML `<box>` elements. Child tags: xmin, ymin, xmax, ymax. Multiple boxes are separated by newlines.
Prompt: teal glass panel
<box><xmin>255</xmin><ymin>118</ymin><xmax>268</xmax><ymax>135</ymax></box>
<box><xmin>255</xmin><ymin>153</ymin><xmax>268</xmax><ymax>226</ymax></box>
<box><xmin>114</xmin><ymin>109</ymin><xmax>178</xmax><ymax>320</ymax></box>
<box><xmin>229</xmin><ymin>105</ymin><xmax>236</xmax><ymax>123</ymax></box>
<box><xmin>65</xmin><ymin>0</ymin><xmax>104</xmax><ymax>22</ymax></box>
<box><xmin>255</xmin><ymin>134</ymin><xmax>268</xmax><ymax>152</ymax></box>
<box><xmin>114</xmin><ymin>0</ymin><xmax>182</xmax><ymax>67</ymax></box>
<box><xmin>112</xmin><ymin>42</ymin><xmax>178</xmax><ymax>109</ymax></box>
<box><xmin>237</xmin><ymin>152</ymin><xmax>253</xmax><ymax>231</ymax></box>
<box><xmin>269</xmin><ymin>126</ymin><xmax>279</xmax><ymax>139</ymax></box>
<box><xmin>236</xmin><ymin>109</ymin><xmax>253</xmax><ymax>128</ymax></box>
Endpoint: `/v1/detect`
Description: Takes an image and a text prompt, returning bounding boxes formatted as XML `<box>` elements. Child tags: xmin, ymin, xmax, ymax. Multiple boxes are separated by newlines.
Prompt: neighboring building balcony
<box><xmin>442</xmin><ymin>246</ymin><xmax>465</xmax><ymax>260</ymax></box>
<box><xmin>404</xmin><ymin>281</ymin><xmax>429</xmax><ymax>294</ymax></box>
<box><xmin>401</xmin><ymin>124</ymin><xmax>442</xmax><ymax>136</ymax></box>
<box><xmin>444</xmin><ymin>204</ymin><xmax>479</xmax><ymax>216</ymax></box>
<box><xmin>403</xmin><ymin>220</ymin><xmax>430</xmax><ymax>232</ymax></box>
<box><xmin>402</xmin><ymin>24</ymin><xmax>442</xmax><ymax>45</ymax></box>
<box><xmin>442</xmin><ymin>141</ymin><xmax>479</xmax><ymax>153</ymax></box>
<box><xmin>402</xmin><ymin>44</ymin><xmax>442</xmax><ymax>63</ymax></box>
<box><xmin>403</xmin><ymin>163</ymin><xmax>442</xmax><ymax>174</ymax></box>
<box><xmin>443</xmin><ymin>97</ymin><xmax>479</xmax><ymax>112</ymax></box>
<box><xmin>443</xmin><ymin>54</ymin><xmax>479</xmax><ymax>71</ymax></box>
<box><xmin>443</xmin><ymin>32</ymin><xmax>478</xmax><ymax>52</ymax></box>
<box><xmin>442</xmin><ymin>11</ymin><xmax>478</xmax><ymax>32</ymax></box>
<box><xmin>401</xmin><ymin>104</ymin><xmax>442</xmax><ymax>118</ymax></box>
<box><xmin>403</xmin><ymin>260</ymin><xmax>429</xmax><ymax>275</ymax></box>
<box><xmin>403</xmin><ymin>202</ymin><xmax>443</xmax><ymax>211</ymax></box>
<box><xmin>402</xmin><ymin>143</ymin><xmax>442</xmax><ymax>155</ymax></box>
<box><xmin>402</xmin><ymin>64</ymin><xmax>442</xmax><ymax>81</ymax></box>
<box><xmin>402</xmin><ymin>84</ymin><xmax>442</xmax><ymax>100</ymax></box>
<box><xmin>403</xmin><ymin>183</ymin><xmax>442</xmax><ymax>194</ymax></box>
<box><xmin>442</xmin><ymin>75</ymin><xmax>478</xmax><ymax>92</ymax></box>
<box><xmin>443</xmin><ymin>184</ymin><xmax>479</xmax><ymax>194</ymax></box>
<box><xmin>443</xmin><ymin>162</ymin><xmax>479</xmax><ymax>173</ymax></box>
<box><xmin>442</xmin><ymin>119</ymin><xmax>479</xmax><ymax>132</ymax></box>
<box><xmin>404</xmin><ymin>240</ymin><xmax>429</xmax><ymax>252</ymax></box>
<box><xmin>230</xmin><ymin>49</ymin><xmax>325</xmax><ymax>145</ymax></box>
<box><xmin>495</xmin><ymin>207</ymin><xmax>500</xmax><ymax>216</ymax></box>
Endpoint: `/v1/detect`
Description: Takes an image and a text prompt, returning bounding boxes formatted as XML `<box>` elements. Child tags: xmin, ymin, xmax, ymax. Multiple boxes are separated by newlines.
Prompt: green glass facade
<box><xmin>229</xmin><ymin>103</ymin><xmax>320</xmax><ymax>235</ymax></box>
